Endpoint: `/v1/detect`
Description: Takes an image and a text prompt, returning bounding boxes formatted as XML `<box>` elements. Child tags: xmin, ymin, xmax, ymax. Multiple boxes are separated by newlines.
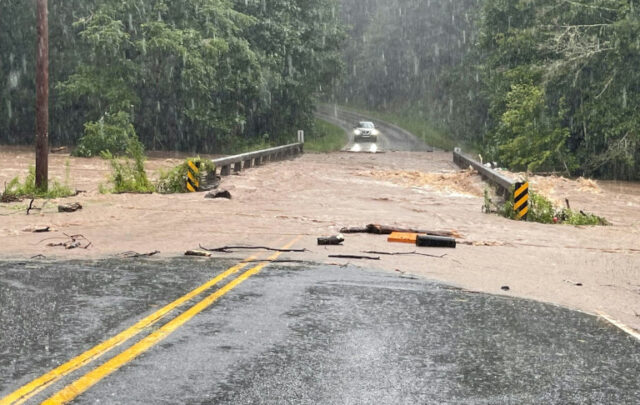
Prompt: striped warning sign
<box><xmin>186</xmin><ymin>160</ymin><xmax>200</xmax><ymax>192</ymax></box>
<box><xmin>514</xmin><ymin>181</ymin><xmax>529</xmax><ymax>220</ymax></box>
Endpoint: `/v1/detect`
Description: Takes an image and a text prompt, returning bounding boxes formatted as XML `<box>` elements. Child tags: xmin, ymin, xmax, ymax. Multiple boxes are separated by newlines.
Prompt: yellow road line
<box><xmin>0</xmin><ymin>255</ymin><xmax>259</xmax><ymax>405</ymax></box>
<box><xmin>42</xmin><ymin>237</ymin><xmax>300</xmax><ymax>405</ymax></box>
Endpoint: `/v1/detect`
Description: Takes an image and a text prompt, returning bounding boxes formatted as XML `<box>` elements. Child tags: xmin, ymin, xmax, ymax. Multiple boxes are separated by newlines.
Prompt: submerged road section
<box><xmin>1</xmin><ymin>257</ymin><xmax>639</xmax><ymax>404</ymax></box>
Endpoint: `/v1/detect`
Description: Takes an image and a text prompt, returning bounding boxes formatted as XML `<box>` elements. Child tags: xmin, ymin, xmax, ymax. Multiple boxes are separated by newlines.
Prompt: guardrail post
<box><xmin>234</xmin><ymin>162</ymin><xmax>242</xmax><ymax>173</ymax></box>
<box><xmin>221</xmin><ymin>165</ymin><xmax>231</xmax><ymax>176</ymax></box>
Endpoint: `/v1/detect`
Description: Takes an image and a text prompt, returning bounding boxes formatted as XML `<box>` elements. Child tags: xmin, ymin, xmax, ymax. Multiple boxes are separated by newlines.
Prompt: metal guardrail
<box><xmin>453</xmin><ymin>150</ymin><xmax>515</xmax><ymax>195</ymax></box>
<box><xmin>212</xmin><ymin>143</ymin><xmax>304</xmax><ymax>176</ymax></box>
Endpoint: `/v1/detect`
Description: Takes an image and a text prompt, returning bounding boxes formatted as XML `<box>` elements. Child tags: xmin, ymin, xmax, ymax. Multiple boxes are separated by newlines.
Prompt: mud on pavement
<box><xmin>1</xmin><ymin>146</ymin><xmax>640</xmax><ymax>335</ymax></box>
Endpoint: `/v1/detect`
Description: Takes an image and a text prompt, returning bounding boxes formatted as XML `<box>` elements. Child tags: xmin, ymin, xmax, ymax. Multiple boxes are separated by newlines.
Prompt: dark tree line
<box><xmin>0</xmin><ymin>0</ymin><xmax>343</xmax><ymax>153</ymax></box>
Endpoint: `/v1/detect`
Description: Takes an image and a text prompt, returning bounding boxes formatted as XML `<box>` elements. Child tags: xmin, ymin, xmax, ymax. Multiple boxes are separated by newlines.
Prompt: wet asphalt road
<box><xmin>315</xmin><ymin>104</ymin><xmax>433</xmax><ymax>153</ymax></box>
<box><xmin>1</xmin><ymin>258</ymin><xmax>639</xmax><ymax>404</ymax></box>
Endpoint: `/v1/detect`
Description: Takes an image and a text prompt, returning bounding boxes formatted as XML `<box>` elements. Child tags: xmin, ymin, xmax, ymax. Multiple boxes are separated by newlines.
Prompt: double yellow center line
<box><xmin>1</xmin><ymin>237</ymin><xmax>300</xmax><ymax>405</ymax></box>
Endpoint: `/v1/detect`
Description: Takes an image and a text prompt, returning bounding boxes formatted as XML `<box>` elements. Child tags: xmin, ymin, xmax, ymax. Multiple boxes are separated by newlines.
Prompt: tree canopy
<box><xmin>0</xmin><ymin>0</ymin><xmax>343</xmax><ymax>153</ymax></box>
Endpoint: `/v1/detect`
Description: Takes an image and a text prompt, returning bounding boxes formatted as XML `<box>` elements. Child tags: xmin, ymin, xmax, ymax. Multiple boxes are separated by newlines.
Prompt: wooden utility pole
<box><xmin>35</xmin><ymin>0</ymin><xmax>49</xmax><ymax>190</ymax></box>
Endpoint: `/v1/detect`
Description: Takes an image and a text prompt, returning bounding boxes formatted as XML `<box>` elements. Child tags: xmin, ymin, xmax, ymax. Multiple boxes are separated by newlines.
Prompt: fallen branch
<box><xmin>199</xmin><ymin>245</ymin><xmax>308</xmax><ymax>254</ymax></box>
<box><xmin>340</xmin><ymin>224</ymin><xmax>461</xmax><ymax>239</ymax></box>
<box><xmin>26</xmin><ymin>199</ymin><xmax>35</xmax><ymax>215</ymax></box>
<box><xmin>46</xmin><ymin>233</ymin><xmax>92</xmax><ymax>250</ymax></box>
<box><xmin>328</xmin><ymin>254</ymin><xmax>380</xmax><ymax>261</ymax></box>
<box><xmin>58</xmin><ymin>202</ymin><xmax>83</xmax><ymax>213</ymax></box>
<box><xmin>362</xmin><ymin>250</ymin><xmax>446</xmax><ymax>258</ymax></box>
<box><xmin>185</xmin><ymin>250</ymin><xmax>212</xmax><ymax>257</ymax></box>
<box><xmin>119</xmin><ymin>250</ymin><xmax>160</xmax><ymax>258</ymax></box>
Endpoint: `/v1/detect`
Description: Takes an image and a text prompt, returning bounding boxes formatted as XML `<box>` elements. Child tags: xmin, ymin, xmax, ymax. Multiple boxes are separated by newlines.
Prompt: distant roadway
<box><xmin>315</xmin><ymin>104</ymin><xmax>433</xmax><ymax>153</ymax></box>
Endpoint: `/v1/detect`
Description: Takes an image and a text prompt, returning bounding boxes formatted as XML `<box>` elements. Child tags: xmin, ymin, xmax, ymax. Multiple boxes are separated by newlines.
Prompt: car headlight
<box><xmin>354</xmin><ymin>129</ymin><xmax>361</xmax><ymax>135</ymax></box>
<box><xmin>372</xmin><ymin>129</ymin><xmax>379</xmax><ymax>135</ymax></box>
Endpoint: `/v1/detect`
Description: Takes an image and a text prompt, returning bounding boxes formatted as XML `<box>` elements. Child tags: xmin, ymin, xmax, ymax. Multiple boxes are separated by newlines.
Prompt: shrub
<box><xmin>156</xmin><ymin>157</ymin><xmax>216</xmax><ymax>194</ymax></box>
<box><xmin>1</xmin><ymin>166</ymin><xmax>74</xmax><ymax>201</ymax></box>
<box><xmin>100</xmin><ymin>139</ymin><xmax>154</xmax><ymax>194</ymax></box>
<box><xmin>489</xmin><ymin>185</ymin><xmax>608</xmax><ymax>226</ymax></box>
<box><xmin>74</xmin><ymin>111</ymin><xmax>144</xmax><ymax>158</ymax></box>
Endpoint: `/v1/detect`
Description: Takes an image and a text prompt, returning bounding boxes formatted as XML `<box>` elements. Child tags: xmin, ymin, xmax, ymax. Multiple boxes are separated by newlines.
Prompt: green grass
<box><xmin>1</xmin><ymin>165</ymin><xmax>75</xmax><ymax>201</ymax></box>
<box><xmin>305</xmin><ymin>119</ymin><xmax>349</xmax><ymax>152</ymax></box>
<box><xmin>341</xmin><ymin>105</ymin><xmax>457</xmax><ymax>151</ymax></box>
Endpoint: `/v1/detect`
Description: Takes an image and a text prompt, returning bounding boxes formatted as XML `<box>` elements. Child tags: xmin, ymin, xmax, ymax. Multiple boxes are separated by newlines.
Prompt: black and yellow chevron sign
<box><xmin>186</xmin><ymin>160</ymin><xmax>200</xmax><ymax>192</ymax></box>
<box><xmin>514</xmin><ymin>181</ymin><xmax>529</xmax><ymax>220</ymax></box>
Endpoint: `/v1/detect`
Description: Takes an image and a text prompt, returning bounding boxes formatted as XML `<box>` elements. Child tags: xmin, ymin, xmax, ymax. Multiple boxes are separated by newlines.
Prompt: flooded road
<box><xmin>1</xmin><ymin>258</ymin><xmax>639</xmax><ymax>404</ymax></box>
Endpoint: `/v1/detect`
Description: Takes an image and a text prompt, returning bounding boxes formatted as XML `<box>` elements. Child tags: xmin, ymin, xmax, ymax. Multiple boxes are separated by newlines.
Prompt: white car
<box><xmin>353</xmin><ymin>121</ymin><xmax>379</xmax><ymax>143</ymax></box>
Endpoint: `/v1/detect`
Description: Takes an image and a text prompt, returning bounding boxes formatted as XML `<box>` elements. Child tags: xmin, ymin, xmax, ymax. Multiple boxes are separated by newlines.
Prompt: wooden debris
<box><xmin>119</xmin><ymin>250</ymin><xmax>161</xmax><ymax>258</ymax></box>
<box><xmin>23</xmin><ymin>226</ymin><xmax>51</xmax><ymax>233</ymax></box>
<box><xmin>199</xmin><ymin>245</ymin><xmax>307</xmax><ymax>254</ymax></box>
<box><xmin>328</xmin><ymin>254</ymin><xmax>380</xmax><ymax>261</ymax></box>
<box><xmin>58</xmin><ymin>202</ymin><xmax>83</xmax><ymax>213</ymax></box>
<box><xmin>185</xmin><ymin>250</ymin><xmax>213</xmax><ymax>257</ymax></box>
<box><xmin>362</xmin><ymin>250</ymin><xmax>446</xmax><ymax>258</ymax></box>
<box><xmin>27</xmin><ymin>199</ymin><xmax>36</xmax><ymax>215</ymax></box>
<box><xmin>340</xmin><ymin>224</ymin><xmax>461</xmax><ymax>239</ymax></box>
<box><xmin>0</xmin><ymin>193</ymin><xmax>20</xmax><ymax>203</ymax></box>
<box><xmin>51</xmin><ymin>146</ymin><xmax>68</xmax><ymax>153</ymax></box>
<box><xmin>46</xmin><ymin>233</ymin><xmax>91</xmax><ymax>250</ymax></box>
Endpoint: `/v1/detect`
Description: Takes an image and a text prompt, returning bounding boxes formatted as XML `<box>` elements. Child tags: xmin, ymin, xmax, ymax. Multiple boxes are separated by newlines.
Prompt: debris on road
<box><xmin>58</xmin><ymin>202</ymin><xmax>82</xmax><ymax>213</ymax></box>
<box><xmin>457</xmin><ymin>240</ymin><xmax>506</xmax><ymax>247</ymax></box>
<box><xmin>564</xmin><ymin>279</ymin><xmax>583</xmax><ymax>287</ymax></box>
<box><xmin>329</xmin><ymin>254</ymin><xmax>380</xmax><ymax>260</ymax></box>
<box><xmin>416</xmin><ymin>235</ymin><xmax>457</xmax><ymax>248</ymax></box>
<box><xmin>318</xmin><ymin>234</ymin><xmax>345</xmax><ymax>246</ymax></box>
<box><xmin>46</xmin><ymin>233</ymin><xmax>91</xmax><ymax>250</ymax></box>
<box><xmin>22</xmin><ymin>225</ymin><xmax>50</xmax><ymax>233</ymax></box>
<box><xmin>340</xmin><ymin>224</ymin><xmax>461</xmax><ymax>239</ymax></box>
<box><xmin>205</xmin><ymin>189</ymin><xmax>231</xmax><ymax>199</ymax></box>
<box><xmin>501</xmin><ymin>286</ymin><xmax>511</xmax><ymax>291</ymax></box>
<box><xmin>185</xmin><ymin>250</ymin><xmax>212</xmax><ymax>257</ymax></box>
<box><xmin>363</xmin><ymin>250</ymin><xmax>446</xmax><ymax>259</ymax></box>
<box><xmin>26</xmin><ymin>199</ymin><xmax>36</xmax><ymax>215</ymax></box>
<box><xmin>119</xmin><ymin>250</ymin><xmax>161</xmax><ymax>258</ymax></box>
<box><xmin>388</xmin><ymin>232</ymin><xmax>418</xmax><ymax>244</ymax></box>
<box><xmin>198</xmin><ymin>245</ymin><xmax>307</xmax><ymax>254</ymax></box>
<box><xmin>0</xmin><ymin>193</ymin><xmax>20</xmax><ymax>203</ymax></box>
